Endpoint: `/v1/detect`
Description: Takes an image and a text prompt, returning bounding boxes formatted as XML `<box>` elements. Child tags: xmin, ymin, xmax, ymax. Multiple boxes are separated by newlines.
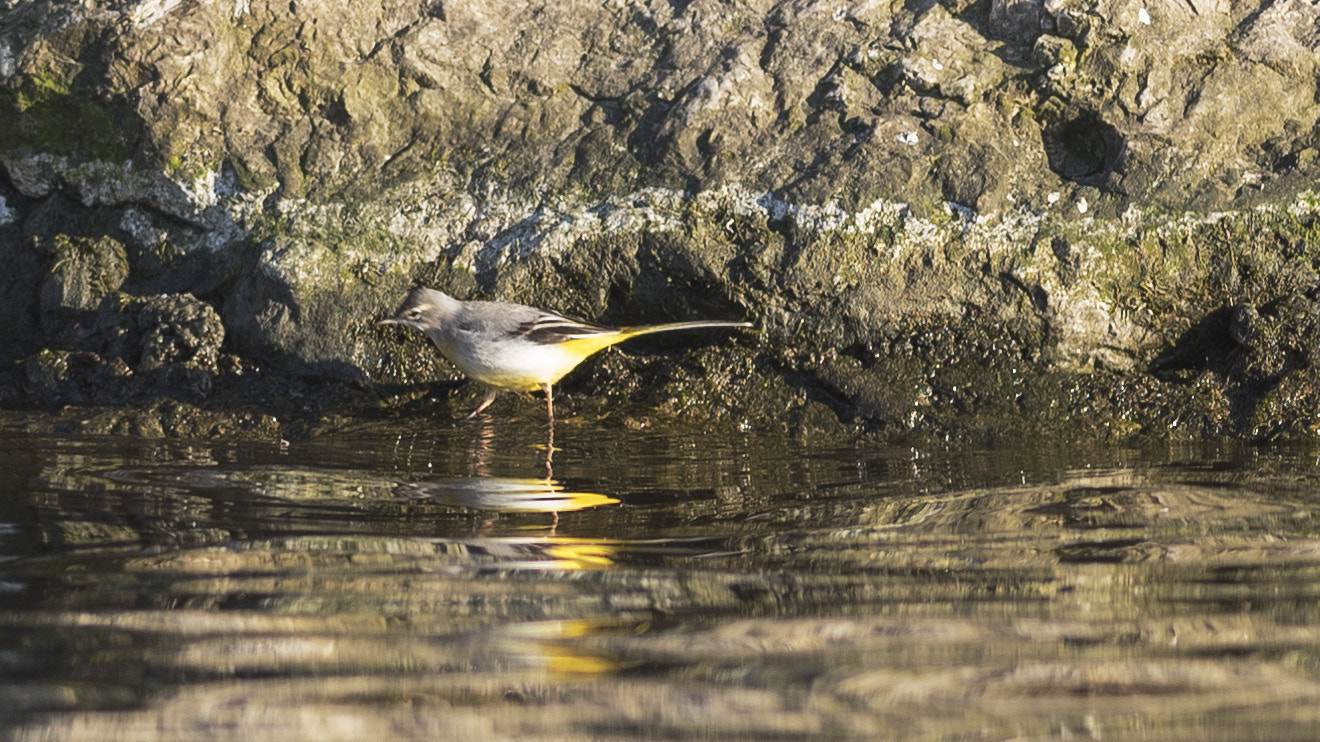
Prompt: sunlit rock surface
<box><xmin>3</xmin><ymin>0</ymin><xmax>1320</xmax><ymax>441</ymax></box>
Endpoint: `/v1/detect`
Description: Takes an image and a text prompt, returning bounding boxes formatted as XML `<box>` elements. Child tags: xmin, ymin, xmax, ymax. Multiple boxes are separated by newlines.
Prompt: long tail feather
<box><xmin>618</xmin><ymin>320</ymin><xmax>753</xmax><ymax>339</ymax></box>
<box><xmin>552</xmin><ymin>319</ymin><xmax>752</xmax><ymax>359</ymax></box>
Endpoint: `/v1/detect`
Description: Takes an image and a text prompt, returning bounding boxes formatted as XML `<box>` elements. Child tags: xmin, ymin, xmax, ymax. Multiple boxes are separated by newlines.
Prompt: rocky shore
<box><xmin>3</xmin><ymin>0</ymin><xmax>1319</xmax><ymax>443</ymax></box>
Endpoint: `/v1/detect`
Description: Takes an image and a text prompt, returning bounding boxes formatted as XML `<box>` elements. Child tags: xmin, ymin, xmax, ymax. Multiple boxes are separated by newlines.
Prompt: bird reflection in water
<box><xmin>395</xmin><ymin>478</ymin><xmax>617</xmax><ymax>516</ymax></box>
<box><xmin>393</xmin><ymin>414</ymin><xmax>619</xmax><ymax>538</ymax></box>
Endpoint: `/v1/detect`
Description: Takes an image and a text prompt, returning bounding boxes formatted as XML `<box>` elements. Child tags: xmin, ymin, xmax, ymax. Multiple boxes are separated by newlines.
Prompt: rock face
<box><xmin>21</xmin><ymin>292</ymin><xmax>224</xmax><ymax>405</ymax></box>
<box><xmin>2</xmin><ymin>0</ymin><xmax>1320</xmax><ymax>441</ymax></box>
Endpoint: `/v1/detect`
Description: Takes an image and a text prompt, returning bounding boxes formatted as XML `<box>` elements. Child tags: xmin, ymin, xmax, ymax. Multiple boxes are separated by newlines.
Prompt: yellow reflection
<box><xmin>541</xmin><ymin>540</ymin><xmax>617</xmax><ymax>569</ymax></box>
<box><xmin>397</xmin><ymin>477</ymin><xmax>619</xmax><ymax>513</ymax></box>
<box><xmin>471</xmin><ymin>536</ymin><xmax>619</xmax><ymax>570</ymax></box>
<box><xmin>531</xmin><ymin>644</ymin><xmax>625</xmax><ymax>676</ymax></box>
<box><xmin>499</xmin><ymin>617</ymin><xmax>638</xmax><ymax>639</ymax></box>
<box><xmin>496</xmin><ymin>618</ymin><xmax>646</xmax><ymax>676</ymax></box>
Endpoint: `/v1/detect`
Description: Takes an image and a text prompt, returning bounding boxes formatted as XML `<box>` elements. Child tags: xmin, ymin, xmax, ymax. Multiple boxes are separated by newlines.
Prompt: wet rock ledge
<box><xmin>2</xmin><ymin>0</ymin><xmax>1320</xmax><ymax>443</ymax></box>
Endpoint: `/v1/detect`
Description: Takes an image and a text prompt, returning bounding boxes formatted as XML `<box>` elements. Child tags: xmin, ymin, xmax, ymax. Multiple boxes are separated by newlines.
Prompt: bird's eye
<box><xmin>406</xmin><ymin>309</ymin><xmax>421</xmax><ymax>318</ymax></box>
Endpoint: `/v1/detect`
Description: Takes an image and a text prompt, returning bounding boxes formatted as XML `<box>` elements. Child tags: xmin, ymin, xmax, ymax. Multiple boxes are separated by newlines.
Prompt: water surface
<box><xmin>2</xmin><ymin>417</ymin><xmax>1320</xmax><ymax>740</ymax></box>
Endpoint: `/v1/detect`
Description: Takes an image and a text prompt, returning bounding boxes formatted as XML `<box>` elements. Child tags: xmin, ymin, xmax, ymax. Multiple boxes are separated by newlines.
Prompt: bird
<box><xmin>379</xmin><ymin>287</ymin><xmax>751</xmax><ymax>422</ymax></box>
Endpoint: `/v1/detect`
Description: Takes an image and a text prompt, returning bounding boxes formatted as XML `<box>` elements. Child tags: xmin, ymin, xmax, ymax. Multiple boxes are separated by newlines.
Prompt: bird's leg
<box><xmin>538</xmin><ymin>383</ymin><xmax>557</xmax><ymax>481</ymax></box>
<box><xmin>465</xmin><ymin>388</ymin><xmax>498</xmax><ymax>419</ymax></box>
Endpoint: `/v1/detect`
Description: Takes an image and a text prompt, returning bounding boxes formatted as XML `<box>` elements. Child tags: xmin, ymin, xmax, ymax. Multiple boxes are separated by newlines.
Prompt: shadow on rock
<box><xmin>16</xmin><ymin>292</ymin><xmax>225</xmax><ymax>406</ymax></box>
<box><xmin>1150</xmin><ymin>291</ymin><xmax>1320</xmax><ymax>438</ymax></box>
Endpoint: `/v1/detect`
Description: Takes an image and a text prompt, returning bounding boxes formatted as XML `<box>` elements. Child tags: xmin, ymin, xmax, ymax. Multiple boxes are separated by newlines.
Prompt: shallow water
<box><xmin>3</xmin><ymin>416</ymin><xmax>1320</xmax><ymax>740</ymax></box>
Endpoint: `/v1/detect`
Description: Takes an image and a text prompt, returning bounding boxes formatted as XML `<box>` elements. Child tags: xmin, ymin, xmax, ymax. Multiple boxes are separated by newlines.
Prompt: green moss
<box><xmin>1</xmin><ymin>68</ymin><xmax>137</xmax><ymax>160</ymax></box>
<box><xmin>14</xmin><ymin>68</ymin><xmax>70</xmax><ymax>111</ymax></box>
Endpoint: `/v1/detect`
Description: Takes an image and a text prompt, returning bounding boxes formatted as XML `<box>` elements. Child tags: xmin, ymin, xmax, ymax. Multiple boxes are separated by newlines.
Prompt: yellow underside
<box><xmin>469</xmin><ymin>333</ymin><xmax>634</xmax><ymax>392</ymax></box>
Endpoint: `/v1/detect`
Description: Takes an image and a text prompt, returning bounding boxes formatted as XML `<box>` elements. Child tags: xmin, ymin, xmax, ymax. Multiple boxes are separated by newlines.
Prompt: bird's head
<box><xmin>378</xmin><ymin>287</ymin><xmax>457</xmax><ymax>333</ymax></box>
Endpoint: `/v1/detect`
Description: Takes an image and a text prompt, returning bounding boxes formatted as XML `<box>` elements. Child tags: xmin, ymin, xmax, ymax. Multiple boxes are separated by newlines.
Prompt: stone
<box><xmin>1</xmin><ymin>0</ymin><xmax>1320</xmax><ymax>441</ymax></box>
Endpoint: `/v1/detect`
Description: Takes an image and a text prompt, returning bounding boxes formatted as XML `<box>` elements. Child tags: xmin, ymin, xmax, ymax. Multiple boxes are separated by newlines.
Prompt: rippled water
<box><xmin>3</xmin><ymin>417</ymin><xmax>1320</xmax><ymax>740</ymax></box>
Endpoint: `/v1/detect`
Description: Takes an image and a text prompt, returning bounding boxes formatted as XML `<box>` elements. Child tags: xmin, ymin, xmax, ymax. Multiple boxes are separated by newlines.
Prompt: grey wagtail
<box><xmin>379</xmin><ymin>287</ymin><xmax>752</xmax><ymax>421</ymax></box>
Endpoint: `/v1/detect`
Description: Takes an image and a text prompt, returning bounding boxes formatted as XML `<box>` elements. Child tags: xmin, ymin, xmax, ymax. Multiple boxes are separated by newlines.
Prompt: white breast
<box><xmin>435</xmin><ymin>334</ymin><xmax>585</xmax><ymax>392</ymax></box>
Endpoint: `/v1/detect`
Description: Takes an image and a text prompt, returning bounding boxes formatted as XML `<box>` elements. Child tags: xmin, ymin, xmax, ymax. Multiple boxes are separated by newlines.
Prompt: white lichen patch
<box><xmin>38</xmin><ymin>146</ymin><xmax>1310</xmax><ymax>376</ymax></box>
<box><xmin>128</xmin><ymin>0</ymin><xmax>187</xmax><ymax>29</ymax></box>
<box><xmin>178</xmin><ymin>167</ymin><xmax>221</xmax><ymax>211</ymax></box>
<box><xmin>1285</xmin><ymin>189</ymin><xmax>1320</xmax><ymax>217</ymax></box>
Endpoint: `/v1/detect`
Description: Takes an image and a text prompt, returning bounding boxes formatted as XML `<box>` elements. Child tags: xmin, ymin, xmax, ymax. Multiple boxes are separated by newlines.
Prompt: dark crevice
<box><xmin>1042</xmin><ymin>110</ymin><xmax>1123</xmax><ymax>186</ymax></box>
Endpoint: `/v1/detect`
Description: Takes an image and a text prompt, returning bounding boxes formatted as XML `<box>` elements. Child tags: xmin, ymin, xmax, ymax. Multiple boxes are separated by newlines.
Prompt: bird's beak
<box><xmin>377</xmin><ymin>318</ymin><xmax>399</xmax><ymax>327</ymax></box>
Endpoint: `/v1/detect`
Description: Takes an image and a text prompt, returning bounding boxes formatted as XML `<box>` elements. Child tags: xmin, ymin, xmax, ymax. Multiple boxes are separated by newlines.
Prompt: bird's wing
<box><xmin>514</xmin><ymin>310</ymin><xmax>622</xmax><ymax>345</ymax></box>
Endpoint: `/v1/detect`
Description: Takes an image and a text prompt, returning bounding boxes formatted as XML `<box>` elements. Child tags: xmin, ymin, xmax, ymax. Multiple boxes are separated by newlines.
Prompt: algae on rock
<box><xmin>3</xmin><ymin>0</ymin><xmax>1320</xmax><ymax>441</ymax></box>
